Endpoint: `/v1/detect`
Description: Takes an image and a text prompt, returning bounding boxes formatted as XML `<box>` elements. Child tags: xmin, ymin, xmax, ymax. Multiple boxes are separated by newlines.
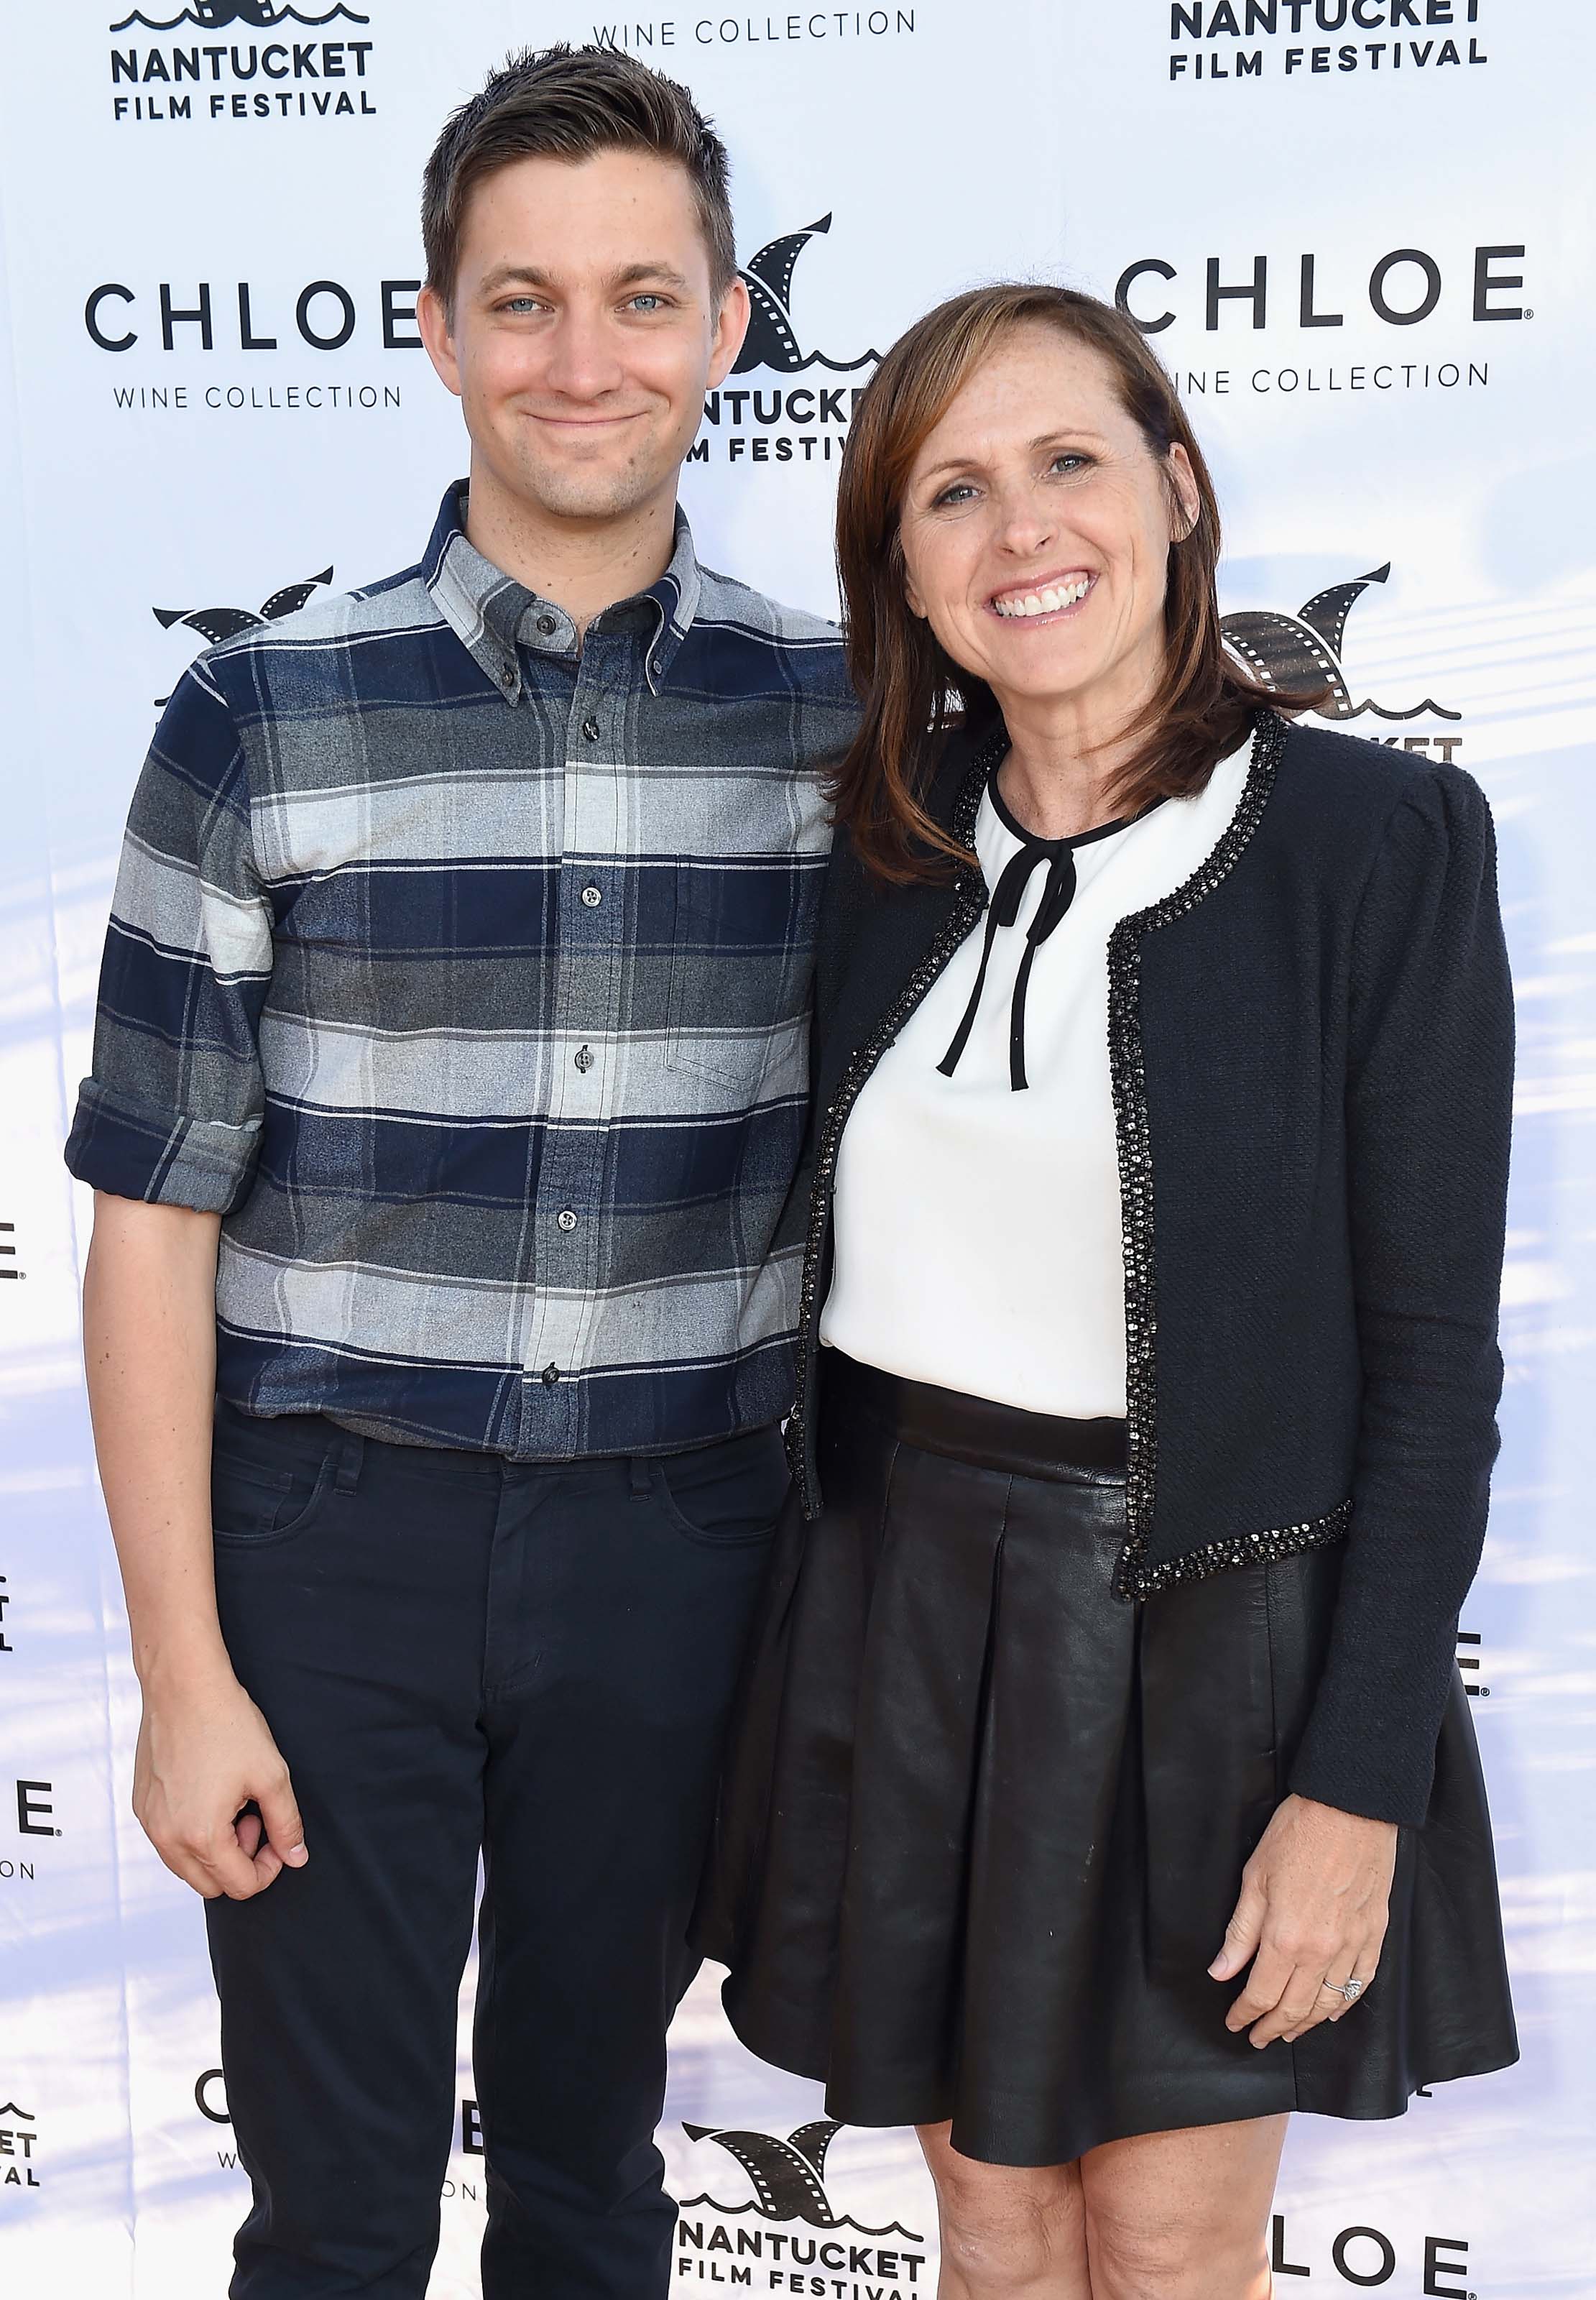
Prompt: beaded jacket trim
<box><xmin>789</xmin><ymin>707</ymin><xmax>1354</xmax><ymax>1601</ymax></box>
<box><xmin>1104</xmin><ymin>708</ymin><xmax>1350</xmax><ymax>1600</ymax></box>
<box><xmin>784</xmin><ymin>727</ymin><xmax>1002</xmax><ymax>1496</ymax></box>
<box><xmin>1124</xmin><ymin>1499</ymin><xmax>1354</xmax><ymax>1598</ymax></box>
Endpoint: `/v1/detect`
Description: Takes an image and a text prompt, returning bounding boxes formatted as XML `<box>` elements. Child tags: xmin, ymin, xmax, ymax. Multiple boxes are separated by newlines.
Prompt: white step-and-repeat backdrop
<box><xmin>2</xmin><ymin>3</ymin><xmax>1594</xmax><ymax>2294</ymax></box>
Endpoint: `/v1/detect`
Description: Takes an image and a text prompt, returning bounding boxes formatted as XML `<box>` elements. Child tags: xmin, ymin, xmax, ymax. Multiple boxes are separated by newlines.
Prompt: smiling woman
<box><xmin>830</xmin><ymin>283</ymin><xmax>1316</xmax><ymax>877</ymax></box>
<box><xmin>696</xmin><ymin>283</ymin><xmax>1520</xmax><ymax>2300</ymax></box>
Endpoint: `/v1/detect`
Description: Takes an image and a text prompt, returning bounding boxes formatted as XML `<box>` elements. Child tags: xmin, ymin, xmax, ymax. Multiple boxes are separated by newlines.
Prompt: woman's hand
<box><xmin>1209</xmin><ymin>1793</ymin><xmax>1397</xmax><ymax>2047</ymax></box>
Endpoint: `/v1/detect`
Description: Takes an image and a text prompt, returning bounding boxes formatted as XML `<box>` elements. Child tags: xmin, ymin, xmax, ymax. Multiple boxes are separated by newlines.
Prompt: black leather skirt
<box><xmin>693</xmin><ymin>1353</ymin><xmax>1518</xmax><ymax>2167</ymax></box>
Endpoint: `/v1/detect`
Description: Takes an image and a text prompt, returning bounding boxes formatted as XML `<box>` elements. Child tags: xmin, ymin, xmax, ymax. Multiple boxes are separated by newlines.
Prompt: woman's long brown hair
<box><xmin>831</xmin><ymin>282</ymin><xmax>1319</xmax><ymax>881</ymax></box>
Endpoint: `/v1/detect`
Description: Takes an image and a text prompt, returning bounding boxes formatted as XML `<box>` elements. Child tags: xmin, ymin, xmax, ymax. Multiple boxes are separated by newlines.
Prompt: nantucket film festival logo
<box><xmin>675</xmin><ymin>2118</ymin><xmax>928</xmax><ymax>2295</ymax></box>
<box><xmin>1222</xmin><ymin>562</ymin><xmax>1461</xmax><ymax>741</ymax></box>
<box><xmin>0</xmin><ymin>2101</ymin><xmax>42</xmax><ymax>2194</ymax></box>
<box><xmin>1221</xmin><ymin>557</ymin><xmax>1468</xmax><ymax>776</ymax></box>
<box><xmin>692</xmin><ymin>214</ymin><xmax>880</xmax><ymax>469</ymax></box>
<box><xmin>109</xmin><ymin>1</ymin><xmax>377</xmax><ymax>127</ymax></box>
<box><xmin>1167</xmin><ymin>0</ymin><xmax>1491</xmax><ymax>86</ymax></box>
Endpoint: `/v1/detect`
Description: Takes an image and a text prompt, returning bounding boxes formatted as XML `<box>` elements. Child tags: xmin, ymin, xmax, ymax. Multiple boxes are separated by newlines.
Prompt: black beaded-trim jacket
<box><xmin>778</xmin><ymin>709</ymin><xmax>1514</xmax><ymax>1826</ymax></box>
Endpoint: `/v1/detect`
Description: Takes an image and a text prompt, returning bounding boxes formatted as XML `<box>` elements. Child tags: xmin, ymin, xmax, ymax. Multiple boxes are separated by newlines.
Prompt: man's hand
<box><xmin>83</xmin><ymin>1195</ymin><xmax>301</xmax><ymax>1900</ymax></box>
<box><xmin>1208</xmin><ymin>1792</ymin><xmax>1396</xmax><ymax>2046</ymax></box>
<box><xmin>134</xmin><ymin>1663</ymin><xmax>308</xmax><ymax>1900</ymax></box>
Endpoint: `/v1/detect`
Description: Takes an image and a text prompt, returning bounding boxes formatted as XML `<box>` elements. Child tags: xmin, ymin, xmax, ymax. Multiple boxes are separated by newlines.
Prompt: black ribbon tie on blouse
<box><xmin>933</xmin><ymin>837</ymin><xmax>1081</xmax><ymax>1095</ymax></box>
<box><xmin>938</xmin><ymin>780</ymin><xmax>1165</xmax><ymax>1092</ymax></box>
<box><xmin>937</xmin><ymin>840</ymin><xmax>1079</xmax><ymax>1091</ymax></box>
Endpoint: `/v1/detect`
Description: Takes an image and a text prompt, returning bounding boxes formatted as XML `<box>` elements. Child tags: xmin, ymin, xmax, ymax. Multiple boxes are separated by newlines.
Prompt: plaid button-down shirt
<box><xmin>65</xmin><ymin>486</ymin><xmax>855</xmax><ymax>1458</ymax></box>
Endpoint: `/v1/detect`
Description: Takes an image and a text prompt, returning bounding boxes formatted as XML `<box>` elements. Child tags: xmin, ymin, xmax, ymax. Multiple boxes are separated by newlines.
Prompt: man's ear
<box><xmin>418</xmin><ymin>282</ymin><xmax>463</xmax><ymax>400</ymax></box>
<box><xmin>707</xmin><ymin>275</ymin><xmax>752</xmax><ymax>390</ymax></box>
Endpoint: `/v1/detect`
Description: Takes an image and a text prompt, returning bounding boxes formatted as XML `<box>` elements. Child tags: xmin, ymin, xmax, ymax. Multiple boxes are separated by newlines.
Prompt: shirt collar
<box><xmin>422</xmin><ymin>482</ymin><xmax>701</xmax><ymax>702</ymax></box>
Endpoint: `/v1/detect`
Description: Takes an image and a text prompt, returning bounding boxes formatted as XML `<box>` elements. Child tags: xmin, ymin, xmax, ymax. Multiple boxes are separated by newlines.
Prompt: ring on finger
<box><xmin>1319</xmin><ymin>1975</ymin><xmax>1365</xmax><ymax>2004</ymax></box>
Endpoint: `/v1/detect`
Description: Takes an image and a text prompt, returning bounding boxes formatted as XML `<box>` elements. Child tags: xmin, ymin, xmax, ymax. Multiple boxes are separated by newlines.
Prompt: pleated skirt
<box><xmin>693</xmin><ymin>1353</ymin><xmax>1519</xmax><ymax>2167</ymax></box>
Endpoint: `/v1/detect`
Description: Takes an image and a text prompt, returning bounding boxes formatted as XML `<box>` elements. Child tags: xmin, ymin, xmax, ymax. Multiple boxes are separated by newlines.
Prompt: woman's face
<box><xmin>898</xmin><ymin>324</ymin><xmax>1200</xmax><ymax>725</ymax></box>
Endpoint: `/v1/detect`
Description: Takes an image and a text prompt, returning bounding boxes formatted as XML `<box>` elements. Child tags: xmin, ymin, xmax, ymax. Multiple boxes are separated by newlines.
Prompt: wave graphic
<box><xmin>790</xmin><ymin>349</ymin><xmax>881</xmax><ymax>374</ymax></box>
<box><xmin>111</xmin><ymin>4</ymin><xmax>369</xmax><ymax>32</ymax></box>
<box><xmin>1342</xmin><ymin>697</ymin><xmax>1464</xmax><ymax>723</ymax></box>
<box><xmin>677</xmin><ymin>2196</ymin><xmax>922</xmax><ymax>2240</ymax></box>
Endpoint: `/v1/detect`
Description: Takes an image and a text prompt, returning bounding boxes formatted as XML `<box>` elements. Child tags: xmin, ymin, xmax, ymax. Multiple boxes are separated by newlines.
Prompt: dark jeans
<box><xmin>203</xmin><ymin>1396</ymin><xmax>787</xmax><ymax>2300</ymax></box>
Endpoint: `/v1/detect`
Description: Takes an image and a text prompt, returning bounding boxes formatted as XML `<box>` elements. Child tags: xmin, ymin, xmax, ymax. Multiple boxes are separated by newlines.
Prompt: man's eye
<box><xmin>628</xmin><ymin>294</ymin><xmax>665</xmax><ymax>313</ymax></box>
<box><xmin>500</xmin><ymin>298</ymin><xmax>541</xmax><ymax>316</ymax></box>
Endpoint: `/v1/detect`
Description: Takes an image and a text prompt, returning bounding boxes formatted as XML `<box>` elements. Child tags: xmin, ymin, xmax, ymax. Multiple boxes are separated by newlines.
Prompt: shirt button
<box><xmin>557</xmin><ymin>1208</ymin><xmax>577</xmax><ymax>1232</ymax></box>
<box><xmin>574</xmin><ymin>1044</ymin><xmax>595</xmax><ymax>1074</ymax></box>
<box><xmin>540</xmin><ymin>1363</ymin><xmax>561</xmax><ymax>1386</ymax></box>
<box><xmin>581</xmin><ymin>884</ymin><xmax>602</xmax><ymax>908</ymax></box>
<box><xmin>535</xmin><ymin>613</ymin><xmax>556</xmax><ymax>635</ymax></box>
<box><xmin>650</xmin><ymin>656</ymin><xmax>663</xmax><ymax>678</ymax></box>
<box><xmin>581</xmin><ymin>715</ymin><xmax>601</xmax><ymax>742</ymax></box>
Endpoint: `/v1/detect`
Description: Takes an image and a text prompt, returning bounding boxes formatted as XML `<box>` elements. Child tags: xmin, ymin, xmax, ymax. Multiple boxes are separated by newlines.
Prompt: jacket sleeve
<box><xmin>1286</xmin><ymin>764</ymin><xmax>1514</xmax><ymax>1827</ymax></box>
<box><xmin>63</xmin><ymin>658</ymin><xmax>271</xmax><ymax>1215</ymax></box>
<box><xmin>769</xmin><ymin>821</ymin><xmax>855</xmax><ymax>1266</ymax></box>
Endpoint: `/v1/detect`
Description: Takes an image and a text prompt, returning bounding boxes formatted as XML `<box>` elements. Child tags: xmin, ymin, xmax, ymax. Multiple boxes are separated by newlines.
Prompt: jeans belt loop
<box><xmin>628</xmin><ymin>1454</ymin><xmax>652</xmax><ymax>1503</ymax></box>
<box><xmin>333</xmin><ymin>1430</ymin><xmax>366</xmax><ymax>1493</ymax></box>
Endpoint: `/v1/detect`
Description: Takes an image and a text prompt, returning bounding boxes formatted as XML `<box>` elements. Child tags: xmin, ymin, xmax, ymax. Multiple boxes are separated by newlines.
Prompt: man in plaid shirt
<box><xmin>65</xmin><ymin>46</ymin><xmax>853</xmax><ymax>2300</ymax></box>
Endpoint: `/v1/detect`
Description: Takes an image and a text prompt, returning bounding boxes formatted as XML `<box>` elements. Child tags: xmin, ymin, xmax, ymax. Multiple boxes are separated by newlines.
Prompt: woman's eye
<box><xmin>932</xmin><ymin>482</ymin><xmax>977</xmax><ymax>508</ymax></box>
<box><xmin>1050</xmin><ymin>452</ymin><xmax>1090</xmax><ymax>477</ymax></box>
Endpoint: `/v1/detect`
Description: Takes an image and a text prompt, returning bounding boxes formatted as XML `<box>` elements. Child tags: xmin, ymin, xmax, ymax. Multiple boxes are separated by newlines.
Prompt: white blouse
<box><xmin>818</xmin><ymin>729</ymin><xmax>1253</xmax><ymax>1419</ymax></box>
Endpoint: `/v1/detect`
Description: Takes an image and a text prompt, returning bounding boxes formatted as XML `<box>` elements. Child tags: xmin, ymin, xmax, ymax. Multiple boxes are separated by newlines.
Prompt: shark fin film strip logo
<box><xmin>696</xmin><ymin>214</ymin><xmax>880</xmax><ymax>469</ymax></box>
<box><xmin>732</xmin><ymin>216</ymin><xmax>878</xmax><ymax>379</ymax></box>
<box><xmin>1221</xmin><ymin>561</ymin><xmax>1461</xmax><ymax>734</ymax></box>
<box><xmin>151</xmin><ymin>564</ymin><xmax>333</xmax><ymax>706</ymax></box>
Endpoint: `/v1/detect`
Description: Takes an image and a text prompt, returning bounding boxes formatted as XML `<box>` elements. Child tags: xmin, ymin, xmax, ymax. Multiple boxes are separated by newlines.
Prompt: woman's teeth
<box><xmin>992</xmin><ymin>576</ymin><xmax>1092</xmax><ymax>620</ymax></box>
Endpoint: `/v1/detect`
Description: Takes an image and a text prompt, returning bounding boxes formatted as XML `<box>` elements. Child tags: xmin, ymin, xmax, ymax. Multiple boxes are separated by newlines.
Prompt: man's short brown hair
<box><xmin>423</xmin><ymin>45</ymin><xmax>737</xmax><ymax>316</ymax></box>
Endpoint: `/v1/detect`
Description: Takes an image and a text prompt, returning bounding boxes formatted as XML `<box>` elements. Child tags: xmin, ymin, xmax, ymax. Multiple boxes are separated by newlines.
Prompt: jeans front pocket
<box><xmin>650</xmin><ymin>1425</ymin><xmax>791</xmax><ymax>1547</ymax></box>
<box><xmin>210</xmin><ymin>1421</ymin><xmax>340</xmax><ymax>1547</ymax></box>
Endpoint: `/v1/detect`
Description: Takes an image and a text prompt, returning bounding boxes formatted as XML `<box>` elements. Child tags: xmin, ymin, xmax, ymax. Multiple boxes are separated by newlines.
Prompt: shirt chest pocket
<box><xmin>667</xmin><ymin>857</ymin><xmax>824</xmax><ymax>1098</ymax></box>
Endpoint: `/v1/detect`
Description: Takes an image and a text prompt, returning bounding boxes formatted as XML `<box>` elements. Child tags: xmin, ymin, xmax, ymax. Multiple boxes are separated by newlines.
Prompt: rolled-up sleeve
<box><xmin>1287</xmin><ymin>764</ymin><xmax>1515</xmax><ymax>1826</ymax></box>
<box><xmin>63</xmin><ymin>658</ymin><xmax>270</xmax><ymax>1215</ymax></box>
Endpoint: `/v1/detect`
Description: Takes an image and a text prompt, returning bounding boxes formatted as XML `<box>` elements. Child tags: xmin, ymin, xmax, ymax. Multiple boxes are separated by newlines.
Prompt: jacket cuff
<box><xmin>1285</xmin><ymin>1739</ymin><xmax>1434</xmax><ymax>1829</ymax></box>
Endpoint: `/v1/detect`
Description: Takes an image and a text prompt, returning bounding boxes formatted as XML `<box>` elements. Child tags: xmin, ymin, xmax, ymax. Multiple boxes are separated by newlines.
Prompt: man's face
<box><xmin>420</xmin><ymin>149</ymin><xmax>748</xmax><ymax>525</ymax></box>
